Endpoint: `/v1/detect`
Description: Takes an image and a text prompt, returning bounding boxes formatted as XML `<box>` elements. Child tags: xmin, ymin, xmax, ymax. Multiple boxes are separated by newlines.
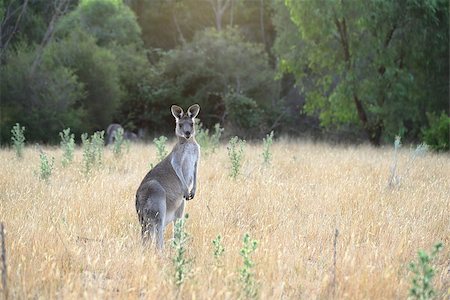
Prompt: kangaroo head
<box><xmin>171</xmin><ymin>104</ymin><xmax>200</xmax><ymax>140</ymax></box>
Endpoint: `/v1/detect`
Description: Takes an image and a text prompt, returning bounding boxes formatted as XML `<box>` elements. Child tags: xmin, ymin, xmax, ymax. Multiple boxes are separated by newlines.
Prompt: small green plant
<box><xmin>196</xmin><ymin>121</ymin><xmax>224</xmax><ymax>155</ymax></box>
<box><xmin>172</xmin><ymin>214</ymin><xmax>192</xmax><ymax>287</ymax></box>
<box><xmin>409</xmin><ymin>242</ymin><xmax>443</xmax><ymax>300</ymax></box>
<box><xmin>212</xmin><ymin>234</ymin><xmax>225</xmax><ymax>267</ymax></box>
<box><xmin>11</xmin><ymin>123</ymin><xmax>26</xmax><ymax>159</ymax></box>
<box><xmin>227</xmin><ymin>136</ymin><xmax>246</xmax><ymax>179</ymax></box>
<box><xmin>262</xmin><ymin>131</ymin><xmax>274</xmax><ymax>166</ymax></box>
<box><xmin>81</xmin><ymin>131</ymin><xmax>104</xmax><ymax>175</ymax></box>
<box><xmin>153</xmin><ymin>136</ymin><xmax>168</xmax><ymax>162</ymax></box>
<box><xmin>59</xmin><ymin>128</ymin><xmax>75</xmax><ymax>167</ymax></box>
<box><xmin>36</xmin><ymin>150</ymin><xmax>54</xmax><ymax>182</ymax></box>
<box><xmin>239</xmin><ymin>233</ymin><xmax>259</xmax><ymax>299</ymax></box>
<box><xmin>112</xmin><ymin>127</ymin><xmax>124</xmax><ymax>158</ymax></box>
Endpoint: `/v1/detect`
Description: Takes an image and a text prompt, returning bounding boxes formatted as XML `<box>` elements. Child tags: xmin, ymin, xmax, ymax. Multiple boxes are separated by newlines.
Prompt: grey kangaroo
<box><xmin>135</xmin><ymin>104</ymin><xmax>200</xmax><ymax>250</ymax></box>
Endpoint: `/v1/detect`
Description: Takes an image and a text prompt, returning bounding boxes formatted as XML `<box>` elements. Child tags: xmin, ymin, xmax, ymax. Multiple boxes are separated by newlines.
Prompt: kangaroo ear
<box><xmin>171</xmin><ymin>105</ymin><xmax>184</xmax><ymax>119</ymax></box>
<box><xmin>187</xmin><ymin>104</ymin><xmax>200</xmax><ymax>119</ymax></box>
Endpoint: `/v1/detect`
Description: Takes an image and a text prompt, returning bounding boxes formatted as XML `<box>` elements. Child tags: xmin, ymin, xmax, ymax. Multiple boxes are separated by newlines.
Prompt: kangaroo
<box><xmin>135</xmin><ymin>104</ymin><xmax>200</xmax><ymax>250</ymax></box>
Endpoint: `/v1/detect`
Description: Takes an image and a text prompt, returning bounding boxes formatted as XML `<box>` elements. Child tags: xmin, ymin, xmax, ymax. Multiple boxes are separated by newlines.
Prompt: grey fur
<box><xmin>105</xmin><ymin>123</ymin><xmax>139</xmax><ymax>145</ymax></box>
<box><xmin>135</xmin><ymin>104</ymin><xmax>200</xmax><ymax>250</ymax></box>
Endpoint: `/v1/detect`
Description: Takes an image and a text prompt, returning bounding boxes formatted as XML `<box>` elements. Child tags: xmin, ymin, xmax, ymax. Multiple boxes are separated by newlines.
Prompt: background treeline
<box><xmin>1</xmin><ymin>0</ymin><xmax>448</xmax><ymax>149</ymax></box>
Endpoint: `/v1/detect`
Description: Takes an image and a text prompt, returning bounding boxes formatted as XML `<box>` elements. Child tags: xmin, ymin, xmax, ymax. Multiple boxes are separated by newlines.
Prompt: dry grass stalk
<box><xmin>0</xmin><ymin>141</ymin><xmax>449</xmax><ymax>299</ymax></box>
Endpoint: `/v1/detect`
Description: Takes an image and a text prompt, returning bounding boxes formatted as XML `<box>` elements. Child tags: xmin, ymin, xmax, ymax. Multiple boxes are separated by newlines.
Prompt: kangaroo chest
<box><xmin>181</xmin><ymin>143</ymin><xmax>198</xmax><ymax>187</ymax></box>
<box><xmin>171</xmin><ymin>142</ymin><xmax>199</xmax><ymax>188</ymax></box>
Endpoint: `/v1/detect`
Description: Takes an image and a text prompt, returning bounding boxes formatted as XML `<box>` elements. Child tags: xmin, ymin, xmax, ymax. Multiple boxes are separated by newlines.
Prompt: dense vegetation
<box><xmin>1</xmin><ymin>0</ymin><xmax>448</xmax><ymax>148</ymax></box>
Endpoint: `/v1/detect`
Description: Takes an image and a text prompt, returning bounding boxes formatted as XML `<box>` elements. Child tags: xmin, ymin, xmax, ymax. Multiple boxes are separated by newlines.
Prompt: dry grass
<box><xmin>0</xmin><ymin>139</ymin><xmax>449</xmax><ymax>299</ymax></box>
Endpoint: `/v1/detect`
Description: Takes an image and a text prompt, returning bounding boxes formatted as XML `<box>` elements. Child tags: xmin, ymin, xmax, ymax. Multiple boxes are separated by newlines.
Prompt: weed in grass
<box><xmin>59</xmin><ymin>128</ymin><xmax>75</xmax><ymax>167</ymax></box>
<box><xmin>154</xmin><ymin>136</ymin><xmax>168</xmax><ymax>162</ymax></box>
<box><xmin>112</xmin><ymin>127</ymin><xmax>125</xmax><ymax>158</ymax></box>
<box><xmin>212</xmin><ymin>234</ymin><xmax>225</xmax><ymax>267</ymax></box>
<box><xmin>409</xmin><ymin>242</ymin><xmax>443</xmax><ymax>300</ymax></box>
<box><xmin>262</xmin><ymin>131</ymin><xmax>274</xmax><ymax>166</ymax></box>
<box><xmin>11</xmin><ymin>123</ymin><xmax>25</xmax><ymax>159</ymax></box>
<box><xmin>81</xmin><ymin>131</ymin><xmax>104</xmax><ymax>175</ymax></box>
<box><xmin>172</xmin><ymin>214</ymin><xmax>192</xmax><ymax>288</ymax></box>
<box><xmin>227</xmin><ymin>136</ymin><xmax>246</xmax><ymax>179</ymax></box>
<box><xmin>36</xmin><ymin>150</ymin><xmax>54</xmax><ymax>182</ymax></box>
<box><xmin>196</xmin><ymin>121</ymin><xmax>224</xmax><ymax>155</ymax></box>
<box><xmin>239</xmin><ymin>233</ymin><xmax>258</xmax><ymax>299</ymax></box>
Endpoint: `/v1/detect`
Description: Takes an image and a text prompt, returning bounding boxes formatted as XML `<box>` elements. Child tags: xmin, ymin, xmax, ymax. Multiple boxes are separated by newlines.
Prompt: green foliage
<box><xmin>239</xmin><ymin>233</ymin><xmax>259</xmax><ymax>299</ymax></box>
<box><xmin>59</xmin><ymin>128</ymin><xmax>75</xmax><ymax>167</ymax></box>
<box><xmin>212</xmin><ymin>234</ymin><xmax>225</xmax><ymax>267</ymax></box>
<box><xmin>421</xmin><ymin>111</ymin><xmax>449</xmax><ymax>152</ymax></box>
<box><xmin>81</xmin><ymin>131</ymin><xmax>104</xmax><ymax>175</ymax></box>
<box><xmin>1</xmin><ymin>44</ymin><xmax>85</xmax><ymax>144</ymax></box>
<box><xmin>262</xmin><ymin>131</ymin><xmax>274</xmax><ymax>166</ymax></box>
<box><xmin>36</xmin><ymin>150</ymin><xmax>55</xmax><ymax>182</ymax></box>
<box><xmin>11</xmin><ymin>123</ymin><xmax>25</xmax><ymax>159</ymax></box>
<box><xmin>409</xmin><ymin>243</ymin><xmax>443</xmax><ymax>300</ymax></box>
<box><xmin>195</xmin><ymin>121</ymin><xmax>224</xmax><ymax>155</ymax></box>
<box><xmin>112</xmin><ymin>127</ymin><xmax>125</xmax><ymax>158</ymax></box>
<box><xmin>153</xmin><ymin>136</ymin><xmax>168</xmax><ymax>162</ymax></box>
<box><xmin>227</xmin><ymin>136</ymin><xmax>246</xmax><ymax>179</ymax></box>
<box><xmin>225</xmin><ymin>93</ymin><xmax>265</xmax><ymax>136</ymax></box>
<box><xmin>172</xmin><ymin>214</ymin><xmax>192</xmax><ymax>288</ymax></box>
<box><xmin>46</xmin><ymin>30</ymin><xmax>121</xmax><ymax>132</ymax></box>
<box><xmin>150</xmin><ymin>28</ymin><xmax>276</xmax><ymax>131</ymax></box>
<box><xmin>59</xmin><ymin>0</ymin><xmax>142</xmax><ymax>48</ymax></box>
<box><xmin>277</xmin><ymin>0</ymin><xmax>449</xmax><ymax>145</ymax></box>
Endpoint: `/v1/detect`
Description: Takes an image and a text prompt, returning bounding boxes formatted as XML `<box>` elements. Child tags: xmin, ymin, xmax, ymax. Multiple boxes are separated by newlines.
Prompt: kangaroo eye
<box><xmin>179</xmin><ymin>124</ymin><xmax>182</xmax><ymax>128</ymax></box>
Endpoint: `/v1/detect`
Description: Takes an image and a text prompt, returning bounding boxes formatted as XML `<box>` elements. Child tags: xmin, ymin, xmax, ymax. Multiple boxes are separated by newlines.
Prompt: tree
<box><xmin>0</xmin><ymin>43</ymin><xmax>85</xmax><ymax>143</ymax></box>
<box><xmin>278</xmin><ymin>0</ymin><xmax>449</xmax><ymax>145</ymax></box>
<box><xmin>149</xmin><ymin>28</ymin><xmax>277</xmax><ymax>136</ymax></box>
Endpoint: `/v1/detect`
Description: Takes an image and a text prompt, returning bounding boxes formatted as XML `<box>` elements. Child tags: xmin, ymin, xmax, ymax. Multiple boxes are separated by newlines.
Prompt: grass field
<box><xmin>0</xmin><ymin>139</ymin><xmax>449</xmax><ymax>299</ymax></box>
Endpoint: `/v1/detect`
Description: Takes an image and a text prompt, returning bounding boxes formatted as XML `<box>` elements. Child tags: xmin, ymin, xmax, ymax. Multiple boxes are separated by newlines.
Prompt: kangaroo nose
<box><xmin>185</xmin><ymin>131</ymin><xmax>191</xmax><ymax>137</ymax></box>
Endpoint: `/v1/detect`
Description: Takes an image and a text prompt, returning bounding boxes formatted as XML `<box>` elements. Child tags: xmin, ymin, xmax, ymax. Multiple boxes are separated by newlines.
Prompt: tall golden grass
<box><xmin>0</xmin><ymin>140</ymin><xmax>448</xmax><ymax>299</ymax></box>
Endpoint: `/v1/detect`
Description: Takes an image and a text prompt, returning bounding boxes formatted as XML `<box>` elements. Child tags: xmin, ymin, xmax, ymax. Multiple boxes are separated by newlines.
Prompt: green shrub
<box><xmin>196</xmin><ymin>121</ymin><xmax>223</xmax><ymax>155</ymax></box>
<box><xmin>212</xmin><ymin>234</ymin><xmax>225</xmax><ymax>267</ymax></box>
<box><xmin>36</xmin><ymin>150</ymin><xmax>54</xmax><ymax>182</ymax></box>
<box><xmin>153</xmin><ymin>136</ymin><xmax>168</xmax><ymax>162</ymax></box>
<box><xmin>421</xmin><ymin>111</ymin><xmax>449</xmax><ymax>151</ymax></box>
<box><xmin>172</xmin><ymin>214</ymin><xmax>192</xmax><ymax>288</ymax></box>
<box><xmin>112</xmin><ymin>127</ymin><xmax>124</xmax><ymax>158</ymax></box>
<box><xmin>262</xmin><ymin>131</ymin><xmax>274</xmax><ymax>166</ymax></box>
<box><xmin>81</xmin><ymin>131</ymin><xmax>104</xmax><ymax>175</ymax></box>
<box><xmin>59</xmin><ymin>128</ymin><xmax>75</xmax><ymax>167</ymax></box>
<box><xmin>239</xmin><ymin>233</ymin><xmax>259</xmax><ymax>299</ymax></box>
<box><xmin>227</xmin><ymin>136</ymin><xmax>246</xmax><ymax>179</ymax></box>
<box><xmin>409</xmin><ymin>242</ymin><xmax>443</xmax><ymax>299</ymax></box>
<box><xmin>225</xmin><ymin>93</ymin><xmax>264</xmax><ymax>135</ymax></box>
<box><xmin>11</xmin><ymin>123</ymin><xmax>25</xmax><ymax>159</ymax></box>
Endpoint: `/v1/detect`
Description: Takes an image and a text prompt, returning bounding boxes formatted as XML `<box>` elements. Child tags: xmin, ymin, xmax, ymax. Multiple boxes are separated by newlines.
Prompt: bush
<box><xmin>225</xmin><ymin>93</ymin><xmax>265</xmax><ymax>136</ymax></box>
<box><xmin>421</xmin><ymin>111</ymin><xmax>449</xmax><ymax>151</ymax></box>
<box><xmin>0</xmin><ymin>44</ymin><xmax>85</xmax><ymax>144</ymax></box>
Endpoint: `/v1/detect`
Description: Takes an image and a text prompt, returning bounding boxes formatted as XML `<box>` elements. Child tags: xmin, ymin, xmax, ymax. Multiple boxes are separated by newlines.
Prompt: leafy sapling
<box><xmin>262</xmin><ymin>131</ymin><xmax>274</xmax><ymax>166</ymax></box>
<box><xmin>59</xmin><ymin>128</ymin><xmax>75</xmax><ymax>167</ymax></box>
<box><xmin>227</xmin><ymin>136</ymin><xmax>246</xmax><ymax>179</ymax></box>
<box><xmin>409</xmin><ymin>242</ymin><xmax>443</xmax><ymax>300</ymax></box>
<box><xmin>239</xmin><ymin>233</ymin><xmax>259</xmax><ymax>299</ymax></box>
<box><xmin>36</xmin><ymin>150</ymin><xmax>55</xmax><ymax>182</ymax></box>
<box><xmin>172</xmin><ymin>214</ymin><xmax>192</xmax><ymax>288</ymax></box>
<box><xmin>113</xmin><ymin>127</ymin><xmax>125</xmax><ymax>158</ymax></box>
<box><xmin>212</xmin><ymin>234</ymin><xmax>225</xmax><ymax>267</ymax></box>
<box><xmin>11</xmin><ymin>123</ymin><xmax>26</xmax><ymax>159</ymax></box>
<box><xmin>154</xmin><ymin>135</ymin><xmax>168</xmax><ymax>162</ymax></box>
<box><xmin>81</xmin><ymin>131</ymin><xmax>104</xmax><ymax>175</ymax></box>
